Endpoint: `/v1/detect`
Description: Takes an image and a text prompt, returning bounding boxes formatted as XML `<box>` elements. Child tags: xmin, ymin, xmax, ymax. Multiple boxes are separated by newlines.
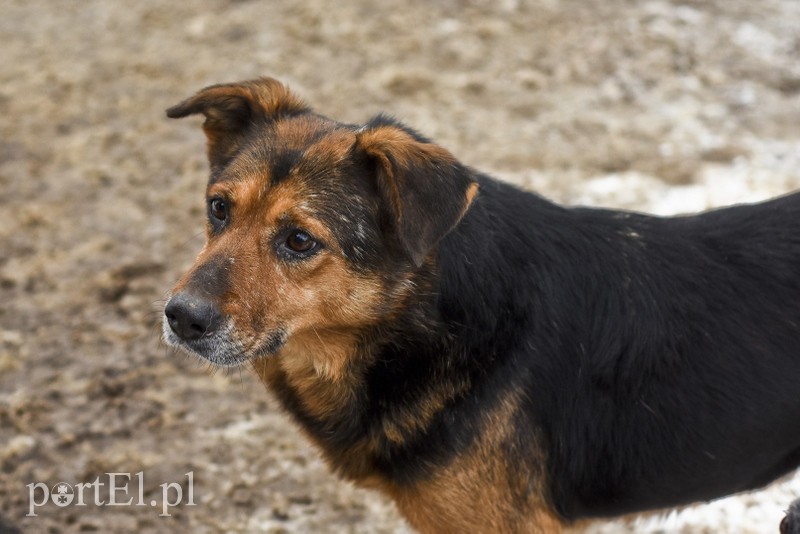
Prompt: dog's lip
<box><xmin>161</xmin><ymin>315</ymin><xmax>244</xmax><ymax>366</ymax></box>
<box><xmin>163</xmin><ymin>333</ymin><xmax>249</xmax><ymax>367</ymax></box>
<box><xmin>162</xmin><ymin>316</ymin><xmax>287</xmax><ymax>367</ymax></box>
<box><xmin>248</xmin><ymin>329</ymin><xmax>288</xmax><ymax>362</ymax></box>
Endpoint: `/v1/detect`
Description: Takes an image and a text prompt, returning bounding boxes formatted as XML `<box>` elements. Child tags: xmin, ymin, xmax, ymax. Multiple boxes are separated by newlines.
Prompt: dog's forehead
<box><xmin>202</xmin><ymin>114</ymin><xmax>383</xmax><ymax>269</ymax></box>
<box><xmin>205</xmin><ymin>116</ymin><xmax>376</xmax><ymax>239</ymax></box>
<box><xmin>211</xmin><ymin>115</ymin><xmax>358</xmax><ymax>191</ymax></box>
<box><xmin>275</xmin><ymin>120</ymin><xmax>358</xmax><ymax>184</ymax></box>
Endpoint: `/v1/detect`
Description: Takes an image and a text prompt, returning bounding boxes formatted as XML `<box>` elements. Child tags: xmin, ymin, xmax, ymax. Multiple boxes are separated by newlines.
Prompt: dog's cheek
<box><xmin>327</xmin><ymin>276</ymin><xmax>384</xmax><ymax>327</ymax></box>
<box><xmin>297</xmin><ymin>260</ymin><xmax>384</xmax><ymax>330</ymax></box>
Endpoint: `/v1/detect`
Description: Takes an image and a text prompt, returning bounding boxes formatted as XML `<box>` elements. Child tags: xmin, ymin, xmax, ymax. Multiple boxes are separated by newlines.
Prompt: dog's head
<box><xmin>162</xmin><ymin>78</ymin><xmax>478</xmax><ymax>368</ymax></box>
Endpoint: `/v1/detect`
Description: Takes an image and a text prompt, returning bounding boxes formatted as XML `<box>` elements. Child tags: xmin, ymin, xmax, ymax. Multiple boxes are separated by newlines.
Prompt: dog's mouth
<box><xmin>162</xmin><ymin>316</ymin><xmax>287</xmax><ymax>367</ymax></box>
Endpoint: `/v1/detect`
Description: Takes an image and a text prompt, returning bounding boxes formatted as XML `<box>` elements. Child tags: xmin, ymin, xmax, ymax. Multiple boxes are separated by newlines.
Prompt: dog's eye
<box><xmin>275</xmin><ymin>228</ymin><xmax>322</xmax><ymax>261</ymax></box>
<box><xmin>209</xmin><ymin>198</ymin><xmax>227</xmax><ymax>222</ymax></box>
<box><xmin>286</xmin><ymin>230</ymin><xmax>317</xmax><ymax>253</ymax></box>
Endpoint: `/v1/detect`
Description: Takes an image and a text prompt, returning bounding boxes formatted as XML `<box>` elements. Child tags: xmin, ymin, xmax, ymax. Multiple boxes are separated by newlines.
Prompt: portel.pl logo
<box><xmin>27</xmin><ymin>472</ymin><xmax>195</xmax><ymax>517</ymax></box>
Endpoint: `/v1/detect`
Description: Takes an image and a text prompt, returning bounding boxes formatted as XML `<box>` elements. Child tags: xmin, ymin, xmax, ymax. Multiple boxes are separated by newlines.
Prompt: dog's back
<box><xmin>450</xmin><ymin>183</ymin><xmax>800</xmax><ymax>518</ymax></box>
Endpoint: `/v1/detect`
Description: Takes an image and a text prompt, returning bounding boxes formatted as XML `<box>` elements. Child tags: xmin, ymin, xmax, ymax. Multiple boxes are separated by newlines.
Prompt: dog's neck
<box><xmin>249</xmin><ymin>265</ymin><xmax>469</xmax><ymax>480</ymax></box>
<box><xmin>250</xmin><ymin>178</ymin><xmax>559</xmax><ymax>483</ymax></box>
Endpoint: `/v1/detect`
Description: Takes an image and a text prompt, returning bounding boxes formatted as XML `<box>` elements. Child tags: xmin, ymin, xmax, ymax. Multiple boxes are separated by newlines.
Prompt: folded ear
<box><xmin>356</xmin><ymin>118</ymin><xmax>478</xmax><ymax>267</ymax></box>
<box><xmin>166</xmin><ymin>77</ymin><xmax>310</xmax><ymax>171</ymax></box>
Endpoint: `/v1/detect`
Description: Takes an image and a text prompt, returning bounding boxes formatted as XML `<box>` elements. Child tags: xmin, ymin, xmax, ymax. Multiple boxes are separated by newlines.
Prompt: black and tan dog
<box><xmin>163</xmin><ymin>77</ymin><xmax>800</xmax><ymax>533</ymax></box>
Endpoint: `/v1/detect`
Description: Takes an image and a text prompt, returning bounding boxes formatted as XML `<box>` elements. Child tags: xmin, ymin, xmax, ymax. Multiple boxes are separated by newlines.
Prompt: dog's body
<box><xmin>163</xmin><ymin>78</ymin><xmax>800</xmax><ymax>532</ymax></box>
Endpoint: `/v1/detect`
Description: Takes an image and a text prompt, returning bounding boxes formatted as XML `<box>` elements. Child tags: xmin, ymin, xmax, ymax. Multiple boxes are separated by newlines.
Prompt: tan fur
<box><xmin>380</xmin><ymin>375</ymin><xmax>472</xmax><ymax>447</ymax></box>
<box><xmin>356</xmin><ymin>125</ymin><xmax>458</xmax><ymax>171</ymax></box>
<box><xmin>385</xmin><ymin>392</ymin><xmax>564</xmax><ymax>533</ymax></box>
<box><xmin>254</xmin><ymin>330</ymin><xmax>361</xmax><ymax>418</ymax></box>
<box><xmin>193</xmin><ymin>77</ymin><xmax>308</xmax><ymax>124</ymax></box>
<box><xmin>464</xmin><ymin>182</ymin><xmax>479</xmax><ymax>210</ymax></box>
<box><xmin>356</xmin><ymin>125</ymin><xmax>460</xmax><ymax>222</ymax></box>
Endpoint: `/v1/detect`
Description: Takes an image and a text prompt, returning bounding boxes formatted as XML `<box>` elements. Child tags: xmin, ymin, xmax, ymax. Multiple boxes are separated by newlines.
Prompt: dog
<box><xmin>162</xmin><ymin>77</ymin><xmax>800</xmax><ymax>533</ymax></box>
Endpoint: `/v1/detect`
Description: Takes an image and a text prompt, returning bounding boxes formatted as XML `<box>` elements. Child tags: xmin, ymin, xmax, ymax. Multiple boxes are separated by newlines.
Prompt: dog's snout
<box><xmin>165</xmin><ymin>292</ymin><xmax>223</xmax><ymax>341</ymax></box>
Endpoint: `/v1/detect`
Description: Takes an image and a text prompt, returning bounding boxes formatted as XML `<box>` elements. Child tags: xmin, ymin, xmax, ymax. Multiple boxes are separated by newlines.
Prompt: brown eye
<box><xmin>209</xmin><ymin>198</ymin><xmax>227</xmax><ymax>222</ymax></box>
<box><xmin>286</xmin><ymin>230</ymin><xmax>316</xmax><ymax>253</ymax></box>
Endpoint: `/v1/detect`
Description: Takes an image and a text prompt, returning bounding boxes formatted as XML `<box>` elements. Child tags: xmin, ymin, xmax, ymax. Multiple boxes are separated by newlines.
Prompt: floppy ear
<box><xmin>166</xmin><ymin>77</ymin><xmax>310</xmax><ymax>171</ymax></box>
<box><xmin>356</xmin><ymin>119</ymin><xmax>479</xmax><ymax>267</ymax></box>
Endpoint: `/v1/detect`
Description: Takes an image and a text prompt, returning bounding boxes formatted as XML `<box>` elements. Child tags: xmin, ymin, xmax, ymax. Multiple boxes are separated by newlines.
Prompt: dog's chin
<box><xmin>173</xmin><ymin>341</ymin><xmax>252</xmax><ymax>367</ymax></box>
<box><xmin>162</xmin><ymin>319</ymin><xmax>287</xmax><ymax>368</ymax></box>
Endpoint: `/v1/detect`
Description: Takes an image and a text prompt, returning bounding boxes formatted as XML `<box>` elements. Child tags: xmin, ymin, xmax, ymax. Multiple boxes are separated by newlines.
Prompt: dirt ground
<box><xmin>1</xmin><ymin>0</ymin><xmax>799</xmax><ymax>532</ymax></box>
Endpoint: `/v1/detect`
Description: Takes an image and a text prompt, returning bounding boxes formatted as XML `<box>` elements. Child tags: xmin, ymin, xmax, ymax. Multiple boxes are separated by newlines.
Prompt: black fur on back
<box><xmin>365</xmin><ymin>174</ymin><xmax>800</xmax><ymax>519</ymax></box>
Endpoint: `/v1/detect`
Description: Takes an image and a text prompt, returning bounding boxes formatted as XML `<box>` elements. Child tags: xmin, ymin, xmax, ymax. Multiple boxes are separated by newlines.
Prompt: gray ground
<box><xmin>1</xmin><ymin>1</ymin><xmax>799</xmax><ymax>532</ymax></box>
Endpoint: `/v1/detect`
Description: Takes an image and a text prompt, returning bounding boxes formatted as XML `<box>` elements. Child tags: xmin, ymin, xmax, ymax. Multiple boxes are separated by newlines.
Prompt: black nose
<box><xmin>164</xmin><ymin>292</ymin><xmax>223</xmax><ymax>341</ymax></box>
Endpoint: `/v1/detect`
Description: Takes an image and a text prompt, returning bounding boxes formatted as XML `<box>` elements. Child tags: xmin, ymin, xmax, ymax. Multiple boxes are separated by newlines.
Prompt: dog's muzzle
<box><xmin>163</xmin><ymin>292</ymin><xmax>286</xmax><ymax>366</ymax></box>
<box><xmin>162</xmin><ymin>292</ymin><xmax>244</xmax><ymax>366</ymax></box>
